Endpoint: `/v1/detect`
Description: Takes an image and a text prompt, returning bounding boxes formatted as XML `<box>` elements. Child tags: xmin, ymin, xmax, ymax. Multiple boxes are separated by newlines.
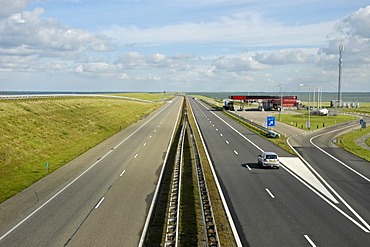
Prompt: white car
<box><xmin>257</xmin><ymin>152</ymin><xmax>280</xmax><ymax>169</ymax></box>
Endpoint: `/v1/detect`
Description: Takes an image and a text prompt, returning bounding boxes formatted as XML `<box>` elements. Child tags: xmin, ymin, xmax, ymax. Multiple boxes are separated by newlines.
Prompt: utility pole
<box><xmin>338</xmin><ymin>41</ymin><xmax>344</xmax><ymax>107</ymax></box>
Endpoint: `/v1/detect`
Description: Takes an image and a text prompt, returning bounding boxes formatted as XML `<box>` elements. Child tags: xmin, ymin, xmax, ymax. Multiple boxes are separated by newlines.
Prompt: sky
<box><xmin>0</xmin><ymin>0</ymin><xmax>369</xmax><ymax>92</ymax></box>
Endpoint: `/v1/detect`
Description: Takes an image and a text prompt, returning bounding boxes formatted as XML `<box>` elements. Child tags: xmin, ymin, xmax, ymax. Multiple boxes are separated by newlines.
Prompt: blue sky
<box><xmin>1</xmin><ymin>0</ymin><xmax>369</xmax><ymax>92</ymax></box>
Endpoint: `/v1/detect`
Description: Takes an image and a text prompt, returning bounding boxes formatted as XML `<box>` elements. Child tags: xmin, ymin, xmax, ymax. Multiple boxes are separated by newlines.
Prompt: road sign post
<box><xmin>266</xmin><ymin>116</ymin><xmax>276</xmax><ymax>128</ymax></box>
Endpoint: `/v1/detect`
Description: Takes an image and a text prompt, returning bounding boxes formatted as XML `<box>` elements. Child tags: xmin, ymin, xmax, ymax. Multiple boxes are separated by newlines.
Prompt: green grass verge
<box><xmin>0</xmin><ymin>95</ymin><xmax>167</xmax><ymax>203</ymax></box>
<box><xmin>278</xmin><ymin>113</ymin><xmax>358</xmax><ymax>130</ymax></box>
<box><xmin>336</xmin><ymin>127</ymin><xmax>370</xmax><ymax>162</ymax></box>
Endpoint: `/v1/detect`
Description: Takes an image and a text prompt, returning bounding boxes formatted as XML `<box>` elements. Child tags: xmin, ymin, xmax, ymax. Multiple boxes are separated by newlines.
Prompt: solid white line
<box><xmin>0</xmin><ymin>101</ymin><xmax>173</xmax><ymax>242</ymax></box>
<box><xmin>120</xmin><ymin>170</ymin><xmax>126</xmax><ymax>177</ymax></box>
<box><xmin>309</xmin><ymin>132</ymin><xmax>370</xmax><ymax>231</ymax></box>
<box><xmin>311</xmin><ymin>133</ymin><xmax>370</xmax><ymax>183</ymax></box>
<box><xmin>304</xmin><ymin>235</ymin><xmax>316</xmax><ymax>247</ymax></box>
<box><xmin>265</xmin><ymin>188</ymin><xmax>275</xmax><ymax>199</ymax></box>
<box><xmin>95</xmin><ymin>197</ymin><xmax>105</xmax><ymax>209</ymax></box>
<box><xmin>246</xmin><ymin>165</ymin><xmax>252</xmax><ymax>171</ymax></box>
<box><xmin>234</xmin><ymin>150</ymin><xmax>238</xmax><ymax>155</ymax></box>
<box><xmin>134</xmin><ymin>153</ymin><xmax>138</xmax><ymax>159</ymax></box>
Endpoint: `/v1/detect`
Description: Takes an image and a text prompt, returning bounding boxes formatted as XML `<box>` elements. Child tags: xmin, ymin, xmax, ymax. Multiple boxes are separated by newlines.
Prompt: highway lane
<box><xmin>0</xmin><ymin>96</ymin><xmax>183</xmax><ymax>246</ymax></box>
<box><xmin>189</xmin><ymin>97</ymin><xmax>370</xmax><ymax>246</ymax></box>
<box><xmin>290</xmin><ymin>120</ymin><xmax>370</xmax><ymax>239</ymax></box>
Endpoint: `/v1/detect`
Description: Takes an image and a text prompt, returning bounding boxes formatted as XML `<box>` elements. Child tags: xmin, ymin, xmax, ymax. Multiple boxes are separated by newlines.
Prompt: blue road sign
<box><xmin>267</xmin><ymin>116</ymin><xmax>276</xmax><ymax>127</ymax></box>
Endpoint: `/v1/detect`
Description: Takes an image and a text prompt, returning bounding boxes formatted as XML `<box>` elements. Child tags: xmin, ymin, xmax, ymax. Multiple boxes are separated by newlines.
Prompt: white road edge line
<box><xmin>265</xmin><ymin>188</ymin><xmax>275</xmax><ymax>199</ymax></box>
<box><xmin>120</xmin><ymin>170</ymin><xmax>126</xmax><ymax>177</ymax></box>
<box><xmin>309</xmin><ymin>127</ymin><xmax>370</xmax><ymax>231</ymax></box>
<box><xmin>0</xmin><ymin>100</ymin><xmax>172</xmax><ymax>242</ymax></box>
<box><xmin>95</xmin><ymin>197</ymin><xmax>105</xmax><ymax>209</ymax></box>
<box><xmin>304</xmin><ymin>235</ymin><xmax>316</xmax><ymax>247</ymax></box>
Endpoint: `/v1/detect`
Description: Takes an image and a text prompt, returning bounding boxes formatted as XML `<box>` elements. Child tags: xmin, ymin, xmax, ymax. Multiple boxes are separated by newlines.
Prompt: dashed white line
<box><xmin>120</xmin><ymin>170</ymin><xmax>126</xmax><ymax>177</ymax></box>
<box><xmin>149</xmin><ymin>135</ymin><xmax>152</xmax><ymax>139</ymax></box>
<box><xmin>134</xmin><ymin>153</ymin><xmax>139</xmax><ymax>158</ymax></box>
<box><xmin>154</xmin><ymin>130</ymin><xmax>157</xmax><ymax>133</ymax></box>
<box><xmin>95</xmin><ymin>197</ymin><xmax>105</xmax><ymax>209</ymax></box>
<box><xmin>234</xmin><ymin>150</ymin><xmax>238</xmax><ymax>155</ymax></box>
<box><xmin>265</xmin><ymin>188</ymin><xmax>275</xmax><ymax>199</ymax></box>
<box><xmin>220</xmin><ymin>133</ymin><xmax>223</xmax><ymax>137</ymax></box>
<box><xmin>226</xmin><ymin>141</ymin><xmax>230</xmax><ymax>144</ymax></box>
<box><xmin>216</xmin><ymin>128</ymin><xmax>218</xmax><ymax>131</ymax></box>
<box><xmin>246</xmin><ymin>165</ymin><xmax>252</xmax><ymax>171</ymax></box>
<box><xmin>143</xmin><ymin>143</ymin><xmax>147</xmax><ymax>147</ymax></box>
<box><xmin>304</xmin><ymin>235</ymin><xmax>316</xmax><ymax>247</ymax></box>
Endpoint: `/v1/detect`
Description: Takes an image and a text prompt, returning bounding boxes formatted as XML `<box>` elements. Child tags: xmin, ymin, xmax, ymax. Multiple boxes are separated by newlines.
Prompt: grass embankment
<box><xmin>0</xmin><ymin>94</ymin><xmax>168</xmax><ymax>203</ymax></box>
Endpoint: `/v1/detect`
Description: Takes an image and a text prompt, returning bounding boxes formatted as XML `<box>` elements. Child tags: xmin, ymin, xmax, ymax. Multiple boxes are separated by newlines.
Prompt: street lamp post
<box><xmin>300</xmin><ymin>84</ymin><xmax>311</xmax><ymax>129</ymax></box>
<box><xmin>278</xmin><ymin>84</ymin><xmax>282</xmax><ymax>121</ymax></box>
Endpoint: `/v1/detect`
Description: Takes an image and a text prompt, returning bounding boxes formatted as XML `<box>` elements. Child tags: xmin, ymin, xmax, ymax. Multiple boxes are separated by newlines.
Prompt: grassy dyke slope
<box><xmin>0</xmin><ymin>95</ymin><xmax>166</xmax><ymax>203</ymax></box>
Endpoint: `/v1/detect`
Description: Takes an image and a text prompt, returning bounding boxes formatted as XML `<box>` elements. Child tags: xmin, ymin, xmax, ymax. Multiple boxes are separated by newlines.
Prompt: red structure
<box><xmin>228</xmin><ymin>95</ymin><xmax>301</xmax><ymax>110</ymax></box>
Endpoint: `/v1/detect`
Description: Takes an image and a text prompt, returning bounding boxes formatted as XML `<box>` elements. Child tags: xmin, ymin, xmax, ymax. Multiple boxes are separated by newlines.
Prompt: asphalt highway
<box><xmin>188</xmin><ymin>97</ymin><xmax>370</xmax><ymax>246</ymax></box>
<box><xmin>0</xmin><ymin>96</ymin><xmax>183</xmax><ymax>246</ymax></box>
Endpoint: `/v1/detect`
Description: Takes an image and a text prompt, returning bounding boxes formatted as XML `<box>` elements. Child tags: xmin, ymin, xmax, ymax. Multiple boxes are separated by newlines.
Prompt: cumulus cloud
<box><xmin>319</xmin><ymin>6</ymin><xmax>370</xmax><ymax>61</ymax></box>
<box><xmin>0</xmin><ymin>8</ymin><xmax>115</xmax><ymax>63</ymax></box>
<box><xmin>254</xmin><ymin>49</ymin><xmax>314</xmax><ymax>65</ymax></box>
<box><xmin>213</xmin><ymin>55</ymin><xmax>267</xmax><ymax>71</ymax></box>
<box><xmin>0</xmin><ymin>0</ymin><xmax>31</xmax><ymax>18</ymax></box>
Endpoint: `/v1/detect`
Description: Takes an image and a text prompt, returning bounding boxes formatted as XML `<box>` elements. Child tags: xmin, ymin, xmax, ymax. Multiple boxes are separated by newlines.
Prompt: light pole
<box><xmin>278</xmin><ymin>84</ymin><xmax>283</xmax><ymax>121</ymax></box>
<box><xmin>300</xmin><ymin>84</ymin><xmax>310</xmax><ymax>129</ymax></box>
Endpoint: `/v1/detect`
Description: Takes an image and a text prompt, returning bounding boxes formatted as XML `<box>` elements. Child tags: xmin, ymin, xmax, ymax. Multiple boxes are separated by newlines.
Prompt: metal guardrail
<box><xmin>164</xmin><ymin>124</ymin><xmax>185</xmax><ymax>246</ymax></box>
<box><xmin>227</xmin><ymin>110</ymin><xmax>280</xmax><ymax>138</ymax></box>
<box><xmin>187</xmin><ymin>118</ymin><xmax>219</xmax><ymax>246</ymax></box>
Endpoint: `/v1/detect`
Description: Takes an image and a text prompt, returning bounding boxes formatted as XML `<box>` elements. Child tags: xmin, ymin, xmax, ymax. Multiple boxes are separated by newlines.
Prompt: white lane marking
<box><xmin>154</xmin><ymin>130</ymin><xmax>157</xmax><ymax>133</ymax></box>
<box><xmin>212</xmin><ymin>124</ymin><xmax>215</xmax><ymax>127</ymax></box>
<box><xmin>226</xmin><ymin>141</ymin><xmax>230</xmax><ymax>144</ymax></box>
<box><xmin>95</xmin><ymin>197</ymin><xmax>105</xmax><ymax>209</ymax></box>
<box><xmin>216</xmin><ymin>128</ymin><xmax>218</xmax><ymax>131</ymax></box>
<box><xmin>246</xmin><ymin>165</ymin><xmax>252</xmax><ymax>171</ymax></box>
<box><xmin>143</xmin><ymin>143</ymin><xmax>147</xmax><ymax>147</ymax></box>
<box><xmin>234</xmin><ymin>150</ymin><xmax>238</xmax><ymax>155</ymax></box>
<box><xmin>157</xmin><ymin>125</ymin><xmax>160</xmax><ymax>128</ymax></box>
<box><xmin>280</xmin><ymin>157</ymin><xmax>338</xmax><ymax>204</ymax></box>
<box><xmin>304</xmin><ymin>235</ymin><xmax>316</xmax><ymax>247</ymax></box>
<box><xmin>282</xmin><ymin>160</ymin><xmax>370</xmax><ymax>233</ymax></box>
<box><xmin>220</xmin><ymin>133</ymin><xmax>223</xmax><ymax>137</ymax></box>
<box><xmin>134</xmin><ymin>153</ymin><xmax>139</xmax><ymax>159</ymax></box>
<box><xmin>308</xmin><ymin>137</ymin><xmax>370</xmax><ymax>231</ymax></box>
<box><xmin>311</xmin><ymin>132</ymin><xmax>370</xmax><ymax>183</ymax></box>
<box><xmin>149</xmin><ymin>135</ymin><xmax>152</xmax><ymax>138</ymax></box>
<box><xmin>265</xmin><ymin>188</ymin><xmax>275</xmax><ymax>199</ymax></box>
<box><xmin>120</xmin><ymin>170</ymin><xmax>126</xmax><ymax>177</ymax></box>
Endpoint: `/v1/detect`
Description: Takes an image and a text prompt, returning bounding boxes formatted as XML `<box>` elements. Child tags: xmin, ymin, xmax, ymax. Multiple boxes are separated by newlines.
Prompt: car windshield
<box><xmin>266</xmin><ymin>154</ymin><xmax>277</xmax><ymax>159</ymax></box>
